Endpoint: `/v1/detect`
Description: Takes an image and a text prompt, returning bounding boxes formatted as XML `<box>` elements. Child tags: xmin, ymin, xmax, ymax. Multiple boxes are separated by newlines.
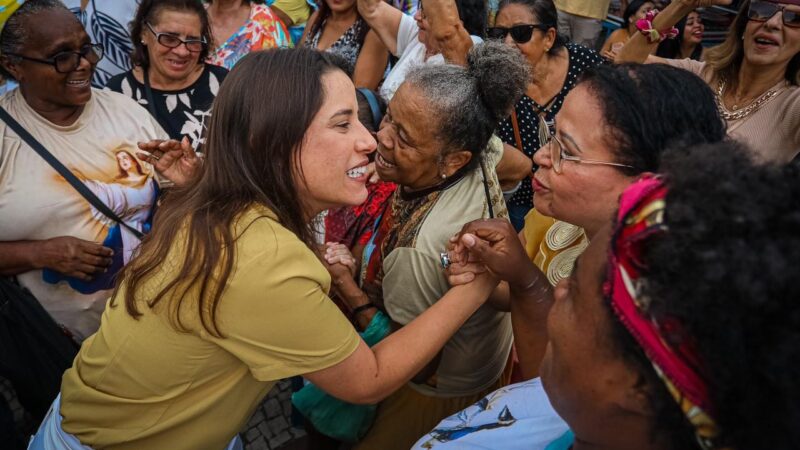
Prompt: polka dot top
<box><xmin>497</xmin><ymin>43</ymin><xmax>605</xmax><ymax>208</ymax></box>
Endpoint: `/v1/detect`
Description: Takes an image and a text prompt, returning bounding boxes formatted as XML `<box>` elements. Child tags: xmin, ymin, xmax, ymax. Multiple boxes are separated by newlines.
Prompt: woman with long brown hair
<box><xmin>29</xmin><ymin>48</ymin><xmax>498</xmax><ymax>450</ymax></box>
<box><xmin>617</xmin><ymin>0</ymin><xmax>800</xmax><ymax>163</ymax></box>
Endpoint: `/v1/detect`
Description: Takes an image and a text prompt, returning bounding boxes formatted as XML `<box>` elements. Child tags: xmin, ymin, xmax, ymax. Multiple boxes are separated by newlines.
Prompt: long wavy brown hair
<box><xmin>112</xmin><ymin>49</ymin><xmax>349</xmax><ymax>337</ymax></box>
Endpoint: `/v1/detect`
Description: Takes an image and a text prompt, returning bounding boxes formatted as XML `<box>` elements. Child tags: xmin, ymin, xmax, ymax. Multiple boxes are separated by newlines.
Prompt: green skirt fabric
<box><xmin>291</xmin><ymin>311</ymin><xmax>391</xmax><ymax>442</ymax></box>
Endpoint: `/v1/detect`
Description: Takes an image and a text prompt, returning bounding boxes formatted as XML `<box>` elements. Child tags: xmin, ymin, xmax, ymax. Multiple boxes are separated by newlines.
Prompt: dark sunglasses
<box><xmin>146</xmin><ymin>22</ymin><xmax>207</xmax><ymax>52</ymax></box>
<box><xmin>748</xmin><ymin>0</ymin><xmax>800</xmax><ymax>28</ymax></box>
<box><xmin>6</xmin><ymin>43</ymin><xmax>104</xmax><ymax>74</ymax></box>
<box><xmin>486</xmin><ymin>24</ymin><xmax>551</xmax><ymax>43</ymax></box>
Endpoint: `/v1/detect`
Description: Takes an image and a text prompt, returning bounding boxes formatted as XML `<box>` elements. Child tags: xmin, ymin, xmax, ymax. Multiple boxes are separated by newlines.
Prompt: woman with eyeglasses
<box><xmin>106</xmin><ymin>0</ymin><xmax>228</xmax><ymax>148</ymax></box>
<box><xmin>617</xmin><ymin>0</ymin><xmax>800</xmax><ymax>163</ymax></box>
<box><xmin>412</xmin><ymin>63</ymin><xmax>728</xmax><ymax>450</ymax></box>
<box><xmin>0</xmin><ymin>0</ymin><xmax>170</xmax><ymax>421</ymax></box>
<box><xmin>488</xmin><ymin>0</ymin><xmax>605</xmax><ymax>231</ymax></box>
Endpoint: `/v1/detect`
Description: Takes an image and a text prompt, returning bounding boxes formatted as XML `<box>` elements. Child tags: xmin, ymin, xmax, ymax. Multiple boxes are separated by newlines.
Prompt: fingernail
<box><xmin>463</xmin><ymin>234</ymin><xmax>476</xmax><ymax>247</ymax></box>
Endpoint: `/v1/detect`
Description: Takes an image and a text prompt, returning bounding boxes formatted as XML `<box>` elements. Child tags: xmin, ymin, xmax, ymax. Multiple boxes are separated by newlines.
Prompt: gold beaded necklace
<box><xmin>715</xmin><ymin>78</ymin><xmax>781</xmax><ymax>121</ymax></box>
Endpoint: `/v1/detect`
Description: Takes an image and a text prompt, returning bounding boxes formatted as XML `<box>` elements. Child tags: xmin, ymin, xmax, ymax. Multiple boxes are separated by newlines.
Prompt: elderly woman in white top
<box><xmin>358</xmin><ymin>0</ymin><xmax>487</xmax><ymax>100</ymax></box>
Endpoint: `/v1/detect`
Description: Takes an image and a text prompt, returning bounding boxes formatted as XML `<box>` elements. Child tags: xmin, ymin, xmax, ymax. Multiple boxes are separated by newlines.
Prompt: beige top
<box><xmin>665</xmin><ymin>58</ymin><xmax>800</xmax><ymax>163</ymax></box>
<box><xmin>0</xmin><ymin>89</ymin><xmax>167</xmax><ymax>340</ymax></box>
<box><xmin>554</xmin><ymin>0</ymin><xmax>611</xmax><ymax>21</ymax></box>
<box><xmin>61</xmin><ymin>206</ymin><xmax>361</xmax><ymax>450</ymax></box>
<box><xmin>383</xmin><ymin>137</ymin><xmax>513</xmax><ymax>398</ymax></box>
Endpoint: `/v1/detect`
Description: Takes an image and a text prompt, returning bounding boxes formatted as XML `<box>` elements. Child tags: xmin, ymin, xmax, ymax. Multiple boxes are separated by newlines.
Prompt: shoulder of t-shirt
<box><xmin>396</xmin><ymin>13</ymin><xmax>420</xmax><ymax>57</ymax></box>
<box><xmin>782</xmin><ymin>84</ymin><xmax>800</xmax><ymax>126</ymax></box>
<box><xmin>92</xmin><ymin>88</ymin><xmax>167</xmax><ymax>137</ymax></box>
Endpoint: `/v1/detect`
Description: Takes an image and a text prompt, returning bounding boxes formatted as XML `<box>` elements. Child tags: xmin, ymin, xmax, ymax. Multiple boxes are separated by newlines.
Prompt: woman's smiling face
<box><xmin>374</xmin><ymin>82</ymin><xmax>451</xmax><ymax>190</ymax></box>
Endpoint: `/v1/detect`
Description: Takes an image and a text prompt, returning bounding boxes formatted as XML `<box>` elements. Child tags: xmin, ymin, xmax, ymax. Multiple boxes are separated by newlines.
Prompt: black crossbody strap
<box><xmin>479</xmin><ymin>160</ymin><xmax>495</xmax><ymax>219</ymax></box>
<box><xmin>0</xmin><ymin>106</ymin><xmax>145</xmax><ymax>240</ymax></box>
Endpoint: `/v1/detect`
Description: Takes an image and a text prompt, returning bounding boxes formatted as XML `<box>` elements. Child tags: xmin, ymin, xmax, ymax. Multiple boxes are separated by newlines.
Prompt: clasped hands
<box><xmin>443</xmin><ymin>218</ymin><xmax>538</xmax><ymax>292</ymax></box>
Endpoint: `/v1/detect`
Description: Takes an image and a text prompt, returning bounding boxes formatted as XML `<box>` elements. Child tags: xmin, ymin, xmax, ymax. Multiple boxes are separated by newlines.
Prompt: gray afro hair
<box><xmin>404</xmin><ymin>40</ymin><xmax>529</xmax><ymax>168</ymax></box>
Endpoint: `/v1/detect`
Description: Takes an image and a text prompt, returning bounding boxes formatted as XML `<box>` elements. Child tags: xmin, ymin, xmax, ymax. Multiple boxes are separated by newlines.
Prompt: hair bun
<box><xmin>466</xmin><ymin>40</ymin><xmax>530</xmax><ymax>121</ymax></box>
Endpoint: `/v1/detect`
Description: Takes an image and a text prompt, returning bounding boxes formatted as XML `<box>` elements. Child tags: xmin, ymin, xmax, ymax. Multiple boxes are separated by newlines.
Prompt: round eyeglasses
<box><xmin>547</xmin><ymin>131</ymin><xmax>635</xmax><ymax>174</ymax></box>
<box><xmin>6</xmin><ymin>43</ymin><xmax>104</xmax><ymax>74</ymax></box>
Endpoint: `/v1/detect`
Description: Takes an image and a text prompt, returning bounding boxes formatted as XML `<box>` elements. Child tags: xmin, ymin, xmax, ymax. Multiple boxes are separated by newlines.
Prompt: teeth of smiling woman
<box><xmin>347</xmin><ymin>166</ymin><xmax>367</xmax><ymax>178</ymax></box>
<box><xmin>377</xmin><ymin>153</ymin><xmax>396</xmax><ymax>168</ymax></box>
<box><xmin>67</xmin><ymin>79</ymin><xmax>89</xmax><ymax>86</ymax></box>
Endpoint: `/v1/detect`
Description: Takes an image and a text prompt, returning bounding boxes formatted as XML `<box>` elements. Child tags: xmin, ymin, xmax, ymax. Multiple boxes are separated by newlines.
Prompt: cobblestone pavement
<box><xmin>2</xmin><ymin>376</ymin><xmax>306</xmax><ymax>450</ymax></box>
<box><xmin>242</xmin><ymin>379</ymin><xmax>307</xmax><ymax>450</ymax></box>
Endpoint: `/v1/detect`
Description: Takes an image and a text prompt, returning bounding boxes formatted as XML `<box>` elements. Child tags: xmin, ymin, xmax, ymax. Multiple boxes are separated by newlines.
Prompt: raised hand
<box><xmin>137</xmin><ymin>137</ymin><xmax>202</xmax><ymax>187</ymax></box>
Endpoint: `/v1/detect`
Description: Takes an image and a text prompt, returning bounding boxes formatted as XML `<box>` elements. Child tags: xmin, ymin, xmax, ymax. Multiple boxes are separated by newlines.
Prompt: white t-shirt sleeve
<box><xmin>396</xmin><ymin>13</ymin><xmax>421</xmax><ymax>58</ymax></box>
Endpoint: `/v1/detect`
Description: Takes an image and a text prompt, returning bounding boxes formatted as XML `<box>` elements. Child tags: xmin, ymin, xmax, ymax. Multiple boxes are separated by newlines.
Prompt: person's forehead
<box><xmin>21</xmin><ymin>9</ymin><xmax>87</xmax><ymax>54</ymax></box>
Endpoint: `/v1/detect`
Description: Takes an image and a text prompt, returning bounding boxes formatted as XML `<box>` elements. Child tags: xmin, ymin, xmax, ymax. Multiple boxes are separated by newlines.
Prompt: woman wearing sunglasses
<box><xmin>106</xmin><ymin>0</ymin><xmax>228</xmax><ymax>149</ymax></box>
<box><xmin>617</xmin><ymin>0</ymin><xmax>800</xmax><ymax>163</ymax></box>
<box><xmin>487</xmin><ymin>0</ymin><xmax>605</xmax><ymax>231</ymax></box>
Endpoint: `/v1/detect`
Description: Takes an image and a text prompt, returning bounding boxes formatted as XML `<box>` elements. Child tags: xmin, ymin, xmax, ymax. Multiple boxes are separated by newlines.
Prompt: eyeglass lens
<box><xmin>486</xmin><ymin>25</ymin><xmax>536</xmax><ymax>43</ymax></box>
<box><xmin>157</xmin><ymin>34</ymin><xmax>205</xmax><ymax>52</ymax></box>
<box><xmin>55</xmin><ymin>45</ymin><xmax>103</xmax><ymax>73</ymax></box>
<box><xmin>549</xmin><ymin>134</ymin><xmax>563</xmax><ymax>174</ymax></box>
<box><xmin>749</xmin><ymin>1</ymin><xmax>800</xmax><ymax>27</ymax></box>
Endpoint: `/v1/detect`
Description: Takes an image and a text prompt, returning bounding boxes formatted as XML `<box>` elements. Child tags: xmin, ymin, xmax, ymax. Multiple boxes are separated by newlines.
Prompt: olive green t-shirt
<box><xmin>60</xmin><ymin>206</ymin><xmax>360</xmax><ymax>450</ymax></box>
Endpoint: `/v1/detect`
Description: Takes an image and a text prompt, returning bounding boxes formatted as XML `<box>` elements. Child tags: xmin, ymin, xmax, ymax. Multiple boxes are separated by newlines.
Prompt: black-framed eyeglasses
<box><xmin>748</xmin><ymin>0</ymin><xmax>800</xmax><ymax>28</ymax></box>
<box><xmin>486</xmin><ymin>24</ymin><xmax>551</xmax><ymax>44</ymax></box>
<box><xmin>5</xmin><ymin>43</ymin><xmax>104</xmax><ymax>74</ymax></box>
<box><xmin>548</xmin><ymin>130</ymin><xmax>634</xmax><ymax>174</ymax></box>
<box><xmin>145</xmin><ymin>22</ymin><xmax>207</xmax><ymax>52</ymax></box>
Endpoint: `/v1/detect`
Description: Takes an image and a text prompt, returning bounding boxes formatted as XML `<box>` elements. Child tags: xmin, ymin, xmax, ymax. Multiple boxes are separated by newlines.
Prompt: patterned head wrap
<box><xmin>0</xmin><ymin>0</ymin><xmax>24</xmax><ymax>34</ymax></box>
<box><xmin>605</xmin><ymin>174</ymin><xmax>720</xmax><ymax>450</ymax></box>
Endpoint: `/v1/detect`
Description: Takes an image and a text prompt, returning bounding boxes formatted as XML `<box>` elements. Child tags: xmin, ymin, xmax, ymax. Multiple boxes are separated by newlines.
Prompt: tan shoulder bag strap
<box><xmin>510</xmin><ymin>108</ymin><xmax>523</xmax><ymax>153</ymax></box>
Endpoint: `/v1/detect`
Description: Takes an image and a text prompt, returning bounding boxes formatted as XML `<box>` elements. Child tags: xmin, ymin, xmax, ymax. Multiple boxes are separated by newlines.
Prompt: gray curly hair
<box><xmin>404</xmin><ymin>40</ymin><xmax>530</xmax><ymax>170</ymax></box>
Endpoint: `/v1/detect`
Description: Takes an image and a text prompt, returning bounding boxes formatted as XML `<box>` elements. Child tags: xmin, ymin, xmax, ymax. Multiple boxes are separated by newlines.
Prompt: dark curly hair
<box><xmin>607</xmin><ymin>141</ymin><xmax>800</xmax><ymax>450</ymax></box>
<box><xmin>578</xmin><ymin>63</ymin><xmax>727</xmax><ymax>175</ymax></box>
<box><xmin>453</xmin><ymin>0</ymin><xmax>488</xmax><ymax>38</ymax></box>
<box><xmin>130</xmin><ymin>0</ymin><xmax>214</xmax><ymax>68</ymax></box>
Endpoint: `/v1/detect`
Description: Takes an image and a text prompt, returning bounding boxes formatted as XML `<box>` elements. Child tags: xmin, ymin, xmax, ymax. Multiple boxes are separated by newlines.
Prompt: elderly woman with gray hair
<box><xmin>314</xmin><ymin>40</ymin><xmax>529</xmax><ymax>450</ymax></box>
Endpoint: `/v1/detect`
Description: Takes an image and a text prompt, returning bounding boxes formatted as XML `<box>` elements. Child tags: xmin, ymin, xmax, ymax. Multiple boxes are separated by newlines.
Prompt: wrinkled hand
<box><xmin>444</xmin><ymin>232</ymin><xmax>487</xmax><ymax>286</ymax></box>
<box><xmin>137</xmin><ymin>137</ymin><xmax>202</xmax><ymax>187</ymax></box>
<box><xmin>448</xmin><ymin>219</ymin><xmax>536</xmax><ymax>289</ymax></box>
<box><xmin>366</xmin><ymin>161</ymin><xmax>381</xmax><ymax>184</ymax></box>
<box><xmin>34</xmin><ymin>236</ymin><xmax>113</xmax><ymax>281</ymax></box>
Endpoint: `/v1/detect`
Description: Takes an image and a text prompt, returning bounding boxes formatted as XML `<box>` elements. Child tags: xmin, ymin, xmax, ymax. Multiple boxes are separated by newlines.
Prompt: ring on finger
<box><xmin>439</xmin><ymin>252</ymin><xmax>451</xmax><ymax>270</ymax></box>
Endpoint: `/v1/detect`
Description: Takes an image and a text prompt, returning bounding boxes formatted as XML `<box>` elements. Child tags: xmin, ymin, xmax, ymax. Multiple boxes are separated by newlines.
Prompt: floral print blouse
<box><xmin>207</xmin><ymin>4</ymin><xmax>292</xmax><ymax>70</ymax></box>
